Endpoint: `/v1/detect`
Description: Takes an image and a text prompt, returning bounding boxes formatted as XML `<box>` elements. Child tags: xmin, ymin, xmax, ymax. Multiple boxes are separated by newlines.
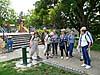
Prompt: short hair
<box><xmin>19</xmin><ymin>20</ymin><xmax>24</xmax><ymax>24</ymax></box>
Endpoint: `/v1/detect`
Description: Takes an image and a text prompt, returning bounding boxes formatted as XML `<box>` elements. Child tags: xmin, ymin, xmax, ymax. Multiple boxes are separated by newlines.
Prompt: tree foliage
<box><xmin>0</xmin><ymin>0</ymin><xmax>17</xmax><ymax>26</ymax></box>
<box><xmin>28</xmin><ymin>0</ymin><xmax>100</xmax><ymax>39</ymax></box>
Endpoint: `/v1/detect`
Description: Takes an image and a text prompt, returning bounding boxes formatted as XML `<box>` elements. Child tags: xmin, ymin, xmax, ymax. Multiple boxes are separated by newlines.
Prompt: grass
<box><xmin>91</xmin><ymin>40</ymin><xmax>100</xmax><ymax>51</ymax></box>
<box><xmin>0</xmin><ymin>59</ymin><xmax>81</xmax><ymax>75</ymax></box>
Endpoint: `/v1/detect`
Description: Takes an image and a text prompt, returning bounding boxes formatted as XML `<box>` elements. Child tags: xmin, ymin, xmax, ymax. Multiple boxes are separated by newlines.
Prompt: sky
<box><xmin>10</xmin><ymin>0</ymin><xmax>39</xmax><ymax>14</ymax></box>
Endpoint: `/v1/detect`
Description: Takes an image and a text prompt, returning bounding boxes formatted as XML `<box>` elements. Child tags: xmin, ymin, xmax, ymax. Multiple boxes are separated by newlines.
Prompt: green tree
<box><xmin>59</xmin><ymin>0</ymin><xmax>100</xmax><ymax>38</ymax></box>
<box><xmin>0</xmin><ymin>0</ymin><xmax>17</xmax><ymax>26</ymax></box>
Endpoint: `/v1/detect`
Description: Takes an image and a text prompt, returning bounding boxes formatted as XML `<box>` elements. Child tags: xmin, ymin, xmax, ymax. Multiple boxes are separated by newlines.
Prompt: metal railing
<box><xmin>0</xmin><ymin>26</ymin><xmax>7</xmax><ymax>41</ymax></box>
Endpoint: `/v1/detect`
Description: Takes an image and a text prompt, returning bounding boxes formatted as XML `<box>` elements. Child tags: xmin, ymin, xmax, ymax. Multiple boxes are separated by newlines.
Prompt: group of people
<box><xmin>29</xmin><ymin>26</ymin><xmax>93</xmax><ymax>69</ymax></box>
<box><xmin>41</xmin><ymin>27</ymin><xmax>75</xmax><ymax>60</ymax></box>
<box><xmin>29</xmin><ymin>27</ymin><xmax>75</xmax><ymax>62</ymax></box>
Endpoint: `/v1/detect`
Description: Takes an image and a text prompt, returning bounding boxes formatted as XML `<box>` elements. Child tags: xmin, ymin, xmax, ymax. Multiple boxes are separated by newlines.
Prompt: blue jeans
<box><xmin>69</xmin><ymin>43</ymin><xmax>74</xmax><ymax>56</ymax></box>
<box><xmin>82</xmin><ymin>45</ymin><xmax>91</xmax><ymax>66</ymax></box>
<box><xmin>6</xmin><ymin>39</ymin><xmax>13</xmax><ymax>52</ymax></box>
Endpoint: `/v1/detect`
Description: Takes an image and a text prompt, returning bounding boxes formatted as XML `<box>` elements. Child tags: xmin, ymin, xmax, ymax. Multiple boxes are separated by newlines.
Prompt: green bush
<box><xmin>91</xmin><ymin>40</ymin><xmax>100</xmax><ymax>51</ymax></box>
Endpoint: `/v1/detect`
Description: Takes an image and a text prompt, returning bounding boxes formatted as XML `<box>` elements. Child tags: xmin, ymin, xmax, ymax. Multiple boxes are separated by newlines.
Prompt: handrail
<box><xmin>0</xmin><ymin>26</ymin><xmax>5</xmax><ymax>33</ymax></box>
<box><xmin>0</xmin><ymin>32</ymin><xmax>31</xmax><ymax>36</ymax></box>
<box><xmin>0</xmin><ymin>26</ymin><xmax>7</xmax><ymax>41</ymax></box>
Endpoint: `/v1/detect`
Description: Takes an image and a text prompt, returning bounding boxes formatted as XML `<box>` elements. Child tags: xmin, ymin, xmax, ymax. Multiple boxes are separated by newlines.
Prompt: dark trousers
<box><xmin>69</xmin><ymin>43</ymin><xmax>74</xmax><ymax>56</ymax></box>
<box><xmin>52</xmin><ymin>43</ymin><xmax>58</xmax><ymax>55</ymax></box>
<box><xmin>60</xmin><ymin>45</ymin><xmax>68</xmax><ymax>57</ymax></box>
<box><xmin>82</xmin><ymin>45</ymin><xmax>91</xmax><ymax>66</ymax></box>
<box><xmin>46</xmin><ymin>44</ymin><xmax>51</xmax><ymax>56</ymax></box>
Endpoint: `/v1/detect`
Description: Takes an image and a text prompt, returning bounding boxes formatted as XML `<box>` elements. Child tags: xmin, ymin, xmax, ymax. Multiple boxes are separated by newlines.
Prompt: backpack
<box><xmin>85</xmin><ymin>31</ymin><xmax>93</xmax><ymax>46</ymax></box>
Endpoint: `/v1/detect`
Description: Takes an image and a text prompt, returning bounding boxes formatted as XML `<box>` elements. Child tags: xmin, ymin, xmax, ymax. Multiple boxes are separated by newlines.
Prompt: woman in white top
<box><xmin>78</xmin><ymin>29</ymin><xmax>91</xmax><ymax>69</ymax></box>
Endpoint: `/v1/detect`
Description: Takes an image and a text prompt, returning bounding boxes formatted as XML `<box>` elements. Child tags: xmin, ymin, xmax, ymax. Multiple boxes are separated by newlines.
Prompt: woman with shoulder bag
<box><xmin>59</xmin><ymin>29</ymin><xmax>69</xmax><ymax>60</ymax></box>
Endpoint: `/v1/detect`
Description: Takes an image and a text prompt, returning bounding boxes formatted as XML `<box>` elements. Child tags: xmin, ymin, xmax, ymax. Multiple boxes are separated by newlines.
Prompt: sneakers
<box><xmin>60</xmin><ymin>57</ymin><xmax>69</xmax><ymax>60</ymax></box>
<box><xmin>85</xmin><ymin>65</ymin><xmax>91</xmax><ymax>69</ymax></box>
<box><xmin>81</xmin><ymin>64</ymin><xmax>86</xmax><ymax>67</ymax></box>
<box><xmin>81</xmin><ymin>64</ymin><xmax>91</xmax><ymax>69</ymax></box>
<box><xmin>66</xmin><ymin>57</ymin><xmax>69</xmax><ymax>60</ymax></box>
<box><xmin>61</xmin><ymin>57</ymin><xmax>64</xmax><ymax>59</ymax></box>
<box><xmin>70</xmin><ymin>56</ymin><xmax>73</xmax><ymax>58</ymax></box>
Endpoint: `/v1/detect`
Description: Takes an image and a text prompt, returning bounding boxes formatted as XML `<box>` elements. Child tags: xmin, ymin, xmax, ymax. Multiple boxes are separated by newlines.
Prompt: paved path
<box><xmin>0</xmin><ymin>45</ymin><xmax>100</xmax><ymax>75</ymax></box>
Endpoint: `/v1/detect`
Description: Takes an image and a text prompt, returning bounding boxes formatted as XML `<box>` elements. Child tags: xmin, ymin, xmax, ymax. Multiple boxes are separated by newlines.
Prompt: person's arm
<box><xmin>30</xmin><ymin>35</ymin><xmax>34</xmax><ymax>41</ymax></box>
<box><xmin>29</xmin><ymin>35</ymin><xmax>34</xmax><ymax>48</ymax></box>
<box><xmin>74</xmin><ymin>35</ymin><xmax>75</xmax><ymax>43</ymax></box>
<box><xmin>18</xmin><ymin>25</ymin><xmax>20</xmax><ymax>32</ymax></box>
<box><xmin>67</xmin><ymin>34</ymin><xmax>69</xmax><ymax>42</ymax></box>
<box><xmin>23</xmin><ymin>27</ymin><xmax>29</xmax><ymax>32</ymax></box>
<box><xmin>78</xmin><ymin>35</ymin><xmax>81</xmax><ymax>48</ymax></box>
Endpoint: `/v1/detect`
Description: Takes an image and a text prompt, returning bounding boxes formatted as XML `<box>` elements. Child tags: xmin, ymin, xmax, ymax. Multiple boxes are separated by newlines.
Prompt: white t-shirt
<box><xmin>80</xmin><ymin>34</ymin><xmax>91</xmax><ymax>47</ymax></box>
<box><xmin>44</xmin><ymin>34</ymin><xmax>52</xmax><ymax>44</ymax></box>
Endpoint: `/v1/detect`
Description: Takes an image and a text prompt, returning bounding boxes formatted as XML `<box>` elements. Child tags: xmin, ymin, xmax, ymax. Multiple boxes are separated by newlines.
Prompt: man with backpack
<box><xmin>78</xmin><ymin>28</ymin><xmax>92</xmax><ymax>69</ymax></box>
<box><xmin>80</xmin><ymin>27</ymin><xmax>93</xmax><ymax>58</ymax></box>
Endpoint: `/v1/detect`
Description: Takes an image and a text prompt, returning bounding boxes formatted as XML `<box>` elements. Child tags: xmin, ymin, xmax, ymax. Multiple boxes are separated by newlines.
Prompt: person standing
<box><xmin>44</xmin><ymin>32</ymin><xmax>53</xmax><ymax>59</ymax></box>
<box><xmin>6</xmin><ymin>36</ymin><xmax>13</xmax><ymax>52</ymax></box>
<box><xmin>68</xmin><ymin>30</ymin><xmax>75</xmax><ymax>58</ymax></box>
<box><xmin>41</xmin><ymin>27</ymin><xmax>48</xmax><ymax>45</ymax></box>
<box><xmin>78</xmin><ymin>29</ymin><xmax>92</xmax><ymax>69</ymax></box>
<box><xmin>80</xmin><ymin>27</ymin><xmax>93</xmax><ymax>58</ymax></box>
<box><xmin>52</xmin><ymin>29</ymin><xmax>59</xmax><ymax>56</ymax></box>
<box><xmin>78</xmin><ymin>27</ymin><xmax>93</xmax><ymax>61</ymax></box>
<box><xmin>29</xmin><ymin>30</ymin><xmax>40</xmax><ymax>62</ymax></box>
<box><xmin>17</xmin><ymin>20</ymin><xmax>29</xmax><ymax>32</ymax></box>
<box><xmin>59</xmin><ymin>29</ymin><xmax>69</xmax><ymax>60</ymax></box>
<box><xmin>41</xmin><ymin>27</ymin><xmax>48</xmax><ymax>55</ymax></box>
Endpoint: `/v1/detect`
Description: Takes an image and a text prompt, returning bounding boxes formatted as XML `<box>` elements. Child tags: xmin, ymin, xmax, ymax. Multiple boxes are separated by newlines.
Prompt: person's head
<box><xmin>70</xmin><ymin>30</ymin><xmax>74</xmax><ymax>35</ymax></box>
<box><xmin>49</xmin><ymin>32</ymin><xmax>54</xmax><ymax>37</ymax></box>
<box><xmin>34</xmin><ymin>30</ymin><xmax>39</xmax><ymax>35</ymax></box>
<box><xmin>19</xmin><ymin>20</ymin><xmax>24</xmax><ymax>27</ymax></box>
<box><xmin>80</xmin><ymin>27</ymin><xmax>87</xmax><ymax>31</ymax></box>
<box><xmin>31</xmin><ymin>29</ymin><xmax>37</xmax><ymax>35</ymax></box>
<box><xmin>8</xmin><ymin>36</ymin><xmax>12</xmax><ymax>39</ymax></box>
<box><xmin>53</xmin><ymin>29</ymin><xmax>57</xmax><ymax>34</ymax></box>
<box><xmin>80</xmin><ymin>30</ymin><xmax>86</xmax><ymax>35</ymax></box>
<box><xmin>80</xmin><ymin>27</ymin><xmax>87</xmax><ymax>35</ymax></box>
<box><xmin>61</xmin><ymin>29</ymin><xmax>66</xmax><ymax>34</ymax></box>
<box><xmin>43</xmin><ymin>27</ymin><xmax>47</xmax><ymax>32</ymax></box>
